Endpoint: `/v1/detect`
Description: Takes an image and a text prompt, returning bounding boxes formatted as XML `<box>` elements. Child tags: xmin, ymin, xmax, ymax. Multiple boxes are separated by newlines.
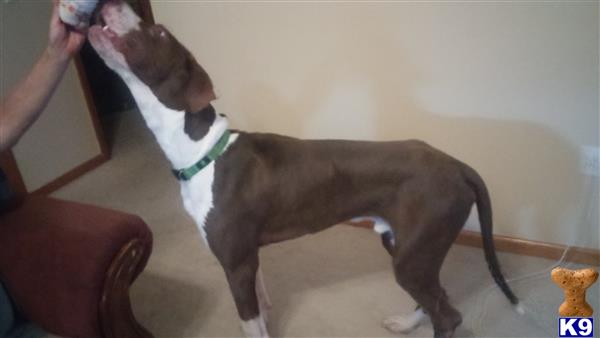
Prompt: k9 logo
<box><xmin>559</xmin><ymin>318</ymin><xmax>594</xmax><ymax>337</ymax></box>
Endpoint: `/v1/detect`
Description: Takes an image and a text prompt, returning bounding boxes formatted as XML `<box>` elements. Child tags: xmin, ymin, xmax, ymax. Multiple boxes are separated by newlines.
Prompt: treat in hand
<box><xmin>58</xmin><ymin>0</ymin><xmax>99</xmax><ymax>31</ymax></box>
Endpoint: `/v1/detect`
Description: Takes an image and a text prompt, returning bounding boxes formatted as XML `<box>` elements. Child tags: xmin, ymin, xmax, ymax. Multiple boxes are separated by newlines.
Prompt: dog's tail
<box><xmin>463</xmin><ymin>165</ymin><xmax>519</xmax><ymax>305</ymax></box>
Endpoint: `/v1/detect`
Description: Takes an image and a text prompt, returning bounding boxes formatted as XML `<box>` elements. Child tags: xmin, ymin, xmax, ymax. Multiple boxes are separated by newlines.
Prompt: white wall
<box><xmin>1</xmin><ymin>2</ymin><xmax>101</xmax><ymax>191</ymax></box>
<box><xmin>152</xmin><ymin>2</ymin><xmax>599</xmax><ymax>249</ymax></box>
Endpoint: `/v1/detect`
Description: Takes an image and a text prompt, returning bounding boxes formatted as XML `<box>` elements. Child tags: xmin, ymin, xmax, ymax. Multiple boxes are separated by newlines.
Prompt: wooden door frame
<box><xmin>0</xmin><ymin>0</ymin><xmax>155</xmax><ymax>196</ymax></box>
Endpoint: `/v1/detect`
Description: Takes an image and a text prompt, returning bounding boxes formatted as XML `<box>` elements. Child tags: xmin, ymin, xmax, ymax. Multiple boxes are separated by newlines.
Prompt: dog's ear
<box><xmin>149</xmin><ymin>52</ymin><xmax>216</xmax><ymax>113</ymax></box>
<box><xmin>184</xmin><ymin>56</ymin><xmax>216</xmax><ymax>113</ymax></box>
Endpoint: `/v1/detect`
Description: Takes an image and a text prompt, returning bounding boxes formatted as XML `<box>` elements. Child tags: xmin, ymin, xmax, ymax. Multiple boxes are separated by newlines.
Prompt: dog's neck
<box><xmin>120</xmin><ymin>71</ymin><xmax>228</xmax><ymax>170</ymax></box>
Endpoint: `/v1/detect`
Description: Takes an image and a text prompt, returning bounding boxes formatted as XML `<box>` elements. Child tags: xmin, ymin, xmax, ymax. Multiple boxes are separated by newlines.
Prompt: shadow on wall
<box><xmin>235</xmin><ymin>27</ymin><xmax>583</xmax><ymax>248</ymax></box>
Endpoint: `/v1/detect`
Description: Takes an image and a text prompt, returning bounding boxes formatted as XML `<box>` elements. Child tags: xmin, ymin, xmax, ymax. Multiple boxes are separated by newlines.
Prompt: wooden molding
<box><xmin>70</xmin><ymin>0</ymin><xmax>155</xmax><ymax>160</ymax></box>
<box><xmin>346</xmin><ymin>222</ymin><xmax>600</xmax><ymax>266</ymax></box>
<box><xmin>32</xmin><ymin>153</ymin><xmax>109</xmax><ymax>195</ymax></box>
<box><xmin>74</xmin><ymin>55</ymin><xmax>111</xmax><ymax>158</ymax></box>
<box><xmin>456</xmin><ymin>230</ymin><xmax>599</xmax><ymax>266</ymax></box>
<box><xmin>27</xmin><ymin>0</ymin><xmax>157</xmax><ymax>197</ymax></box>
<box><xmin>136</xmin><ymin>0</ymin><xmax>155</xmax><ymax>24</ymax></box>
<box><xmin>4</xmin><ymin>66</ymin><xmax>111</xmax><ymax>197</ymax></box>
<box><xmin>2</xmin><ymin>31</ymin><xmax>114</xmax><ymax>198</ymax></box>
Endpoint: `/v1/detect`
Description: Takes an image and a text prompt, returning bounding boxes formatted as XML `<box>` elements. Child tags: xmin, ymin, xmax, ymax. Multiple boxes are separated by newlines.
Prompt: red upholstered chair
<box><xmin>0</xmin><ymin>195</ymin><xmax>153</xmax><ymax>338</ymax></box>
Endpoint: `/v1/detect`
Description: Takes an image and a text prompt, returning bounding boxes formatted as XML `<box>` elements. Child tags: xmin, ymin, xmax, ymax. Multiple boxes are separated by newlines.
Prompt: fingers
<box><xmin>50</xmin><ymin>0</ymin><xmax>62</xmax><ymax>27</ymax></box>
<box><xmin>74</xmin><ymin>31</ymin><xmax>87</xmax><ymax>45</ymax></box>
<box><xmin>68</xmin><ymin>31</ymin><xmax>87</xmax><ymax>54</ymax></box>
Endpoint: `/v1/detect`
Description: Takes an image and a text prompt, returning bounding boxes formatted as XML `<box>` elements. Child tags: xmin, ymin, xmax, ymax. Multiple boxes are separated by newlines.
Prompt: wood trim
<box><xmin>32</xmin><ymin>153</ymin><xmax>108</xmax><ymax>195</ymax></box>
<box><xmin>2</xmin><ymin>0</ymin><xmax>155</xmax><ymax>199</ymax></box>
<box><xmin>137</xmin><ymin>0</ymin><xmax>155</xmax><ymax>24</ymax></box>
<box><xmin>74</xmin><ymin>54</ymin><xmax>111</xmax><ymax>158</ymax></box>
<box><xmin>346</xmin><ymin>222</ymin><xmax>600</xmax><ymax>266</ymax></box>
<box><xmin>71</xmin><ymin>0</ymin><xmax>155</xmax><ymax>159</ymax></box>
<box><xmin>455</xmin><ymin>230</ymin><xmax>600</xmax><ymax>266</ymax></box>
<box><xmin>3</xmin><ymin>60</ymin><xmax>111</xmax><ymax>197</ymax></box>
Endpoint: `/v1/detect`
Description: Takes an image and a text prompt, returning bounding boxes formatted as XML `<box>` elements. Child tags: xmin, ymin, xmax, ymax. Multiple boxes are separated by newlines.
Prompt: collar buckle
<box><xmin>173</xmin><ymin>169</ymin><xmax>186</xmax><ymax>181</ymax></box>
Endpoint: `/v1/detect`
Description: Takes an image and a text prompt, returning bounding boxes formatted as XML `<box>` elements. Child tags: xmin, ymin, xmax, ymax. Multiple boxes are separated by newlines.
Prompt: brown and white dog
<box><xmin>88</xmin><ymin>2</ymin><xmax>520</xmax><ymax>337</ymax></box>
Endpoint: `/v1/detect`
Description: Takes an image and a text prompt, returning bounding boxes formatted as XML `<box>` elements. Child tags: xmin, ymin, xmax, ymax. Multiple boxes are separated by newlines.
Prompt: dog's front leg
<box><xmin>225</xmin><ymin>253</ymin><xmax>270</xmax><ymax>338</ymax></box>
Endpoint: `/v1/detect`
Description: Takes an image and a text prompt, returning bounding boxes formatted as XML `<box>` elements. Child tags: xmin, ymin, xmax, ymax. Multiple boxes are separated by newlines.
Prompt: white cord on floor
<box><xmin>472</xmin><ymin>174</ymin><xmax>598</xmax><ymax>335</ymax></box>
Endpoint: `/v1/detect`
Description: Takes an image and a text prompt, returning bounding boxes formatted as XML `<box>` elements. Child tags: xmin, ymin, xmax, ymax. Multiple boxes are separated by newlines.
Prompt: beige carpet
<box><xmin>52</xmin><ymin>109</ymin><xmax>598</xmax><ymax>337</ymax></box>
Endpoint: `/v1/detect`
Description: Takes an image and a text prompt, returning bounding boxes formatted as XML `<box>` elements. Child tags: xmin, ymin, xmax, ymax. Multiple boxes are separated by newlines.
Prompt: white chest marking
<box><xmin>116</xmin><ymin>69</ymin><xmax>238</xmax><ymax>245</ymax></box>
<box><xmin>180</xmin><ymin>134</ymin><xmax>238</xmax><ymax>243</ymax></box>
<box><xmin>180</xmin><ymin>163</ymin><xmax>215</xmax><ymax>243</ymax></box>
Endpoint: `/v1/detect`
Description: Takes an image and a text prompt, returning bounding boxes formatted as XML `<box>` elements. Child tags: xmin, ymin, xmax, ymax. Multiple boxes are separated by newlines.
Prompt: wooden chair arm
<box><xmin>100</xmin><ymin>239</ymin><xmax>153</xmax><ymax>338</ymax></box>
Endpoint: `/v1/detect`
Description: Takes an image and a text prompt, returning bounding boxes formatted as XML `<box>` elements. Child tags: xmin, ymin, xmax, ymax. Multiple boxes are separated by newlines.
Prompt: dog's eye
<box><xmin>152</xmin><ymin>25</ymin><xmax>169</xmax><ymax>39</ymax></box>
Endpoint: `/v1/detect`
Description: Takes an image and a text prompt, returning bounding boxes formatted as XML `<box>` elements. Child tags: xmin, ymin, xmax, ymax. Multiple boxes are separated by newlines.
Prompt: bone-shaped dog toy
<box><xmin>551</xmin><ymin>267</ymin><xmax>598</xmax><ymax>317</ymax></box>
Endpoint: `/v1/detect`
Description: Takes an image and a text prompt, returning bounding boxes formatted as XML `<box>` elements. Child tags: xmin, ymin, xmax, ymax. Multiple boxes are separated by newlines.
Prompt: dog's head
<box><xmin>88</xmin><ymin>0</ymin><xmax>215</xmax><ymax>112</ymax></box>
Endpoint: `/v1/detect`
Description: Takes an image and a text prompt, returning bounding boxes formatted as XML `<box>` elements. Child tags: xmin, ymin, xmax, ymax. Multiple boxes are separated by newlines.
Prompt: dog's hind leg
<box><xmin>394</xmin><ymin>253</ymin><xmax>461</xmax><ymax>338</ymax></box>
<box><xmin>382</xmin><ymin>181</ymin><xmax>473</xmax><ymax>338</ymax></box>
<box><xmin>255</xmin><ymin>266</ymin><xmax>272</xmax><ymax>323</ymax></box>
<box><xmin>377</xmin><ymin>221</ymin><xmax>427</xmax><ymax>333</ymax></box>
<box><xmin>390</xmin><ymin>204</ymin><xmax>469</xmax><ymax>338</ymax></box>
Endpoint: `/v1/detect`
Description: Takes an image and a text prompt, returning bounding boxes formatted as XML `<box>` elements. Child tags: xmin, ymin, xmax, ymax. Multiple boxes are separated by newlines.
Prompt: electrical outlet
<box><xmin>581</xmin><ymin>146</ymin><xmax>599</xmax><ymax>177</ymax></box>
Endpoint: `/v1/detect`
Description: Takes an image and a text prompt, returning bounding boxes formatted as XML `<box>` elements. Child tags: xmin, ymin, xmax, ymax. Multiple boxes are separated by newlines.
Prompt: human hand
<box><xmin>47</xmin><ymin>0</ymin><xmax>86</xmax><ymax>62</ymax></box>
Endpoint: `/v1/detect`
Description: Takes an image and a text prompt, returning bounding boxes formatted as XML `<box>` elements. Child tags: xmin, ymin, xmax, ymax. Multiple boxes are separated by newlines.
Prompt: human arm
<box><xmin>0</xmin><ymin>0</ymin><xmax>85</xmax><ymax>152</ymax></box>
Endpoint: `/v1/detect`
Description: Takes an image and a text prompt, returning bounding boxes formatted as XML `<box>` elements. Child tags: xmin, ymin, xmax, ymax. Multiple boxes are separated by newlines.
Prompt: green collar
<box><xmin>172</xmin><ymin>130</ymin><xmax>231</xmax><ymax>181</ymax></box>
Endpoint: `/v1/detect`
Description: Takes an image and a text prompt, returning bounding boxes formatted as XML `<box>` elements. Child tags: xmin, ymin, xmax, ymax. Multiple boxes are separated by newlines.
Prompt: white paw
<box><xmin>241</xmin><ymin>314</ymin><xmax>270</xmax><ymax>338</ymax></box>
<box><xmin>382</xmin><ymin>308</ymin><xmax>425</xmax><ymax>333</ymax></box>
